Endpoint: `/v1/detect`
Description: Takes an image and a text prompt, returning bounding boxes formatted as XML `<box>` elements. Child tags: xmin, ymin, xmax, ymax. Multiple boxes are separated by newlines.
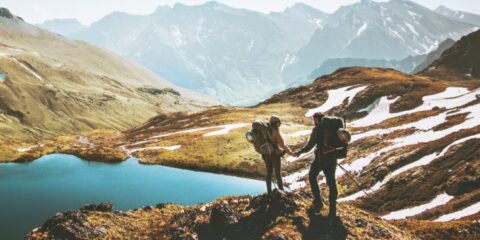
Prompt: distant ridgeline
<box><xmin>39</xmin><ymin>0</ymin><xmax>479</xmax><ymax>104</ymax></box>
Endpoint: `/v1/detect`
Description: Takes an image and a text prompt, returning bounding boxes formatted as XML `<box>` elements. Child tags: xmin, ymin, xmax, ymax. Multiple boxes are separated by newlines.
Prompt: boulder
<box><xmin>80</xmin><ymin>203</ymin><xmax>113</xmax><ymax>212</ymax></box>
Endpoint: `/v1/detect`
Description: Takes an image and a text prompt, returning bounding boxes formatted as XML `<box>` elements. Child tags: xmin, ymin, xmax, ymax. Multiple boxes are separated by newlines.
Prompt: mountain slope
<box><xmin>422</xmin><ymin>29</ymin><xmax>480</xmax><ymax>80</ymax></box>
<box><xmin>283</xmin><ymin>0</ymin><xmax>477</xmax><ymax>85</ymax></box>
<box><xmin>20</xmin><ymin>66</ymin><xmax>480</xmax><ymax>239</ymax></box>
<box><xmin>68</xmin><ymin>2</ymin><xmax>327</xmax><ymax>105</ymax></box>
<box><xmin>411</xmin><ymin>38</ymin><xmax>455</xmax><ymax>73</ymax></box>
<box><xmin>306</xmin><ymin>55</ymin><xmax>425</xmax><ymax>81</ymax></box>
<box><xmin>435</xmin><ymin>5</ymin><xmax>480</xmax><ymax>26</ymax></box>
<box><xmin>0</xmin><ymin>8</ymin><xmax>215</xmax><ymax>140</ymax></box>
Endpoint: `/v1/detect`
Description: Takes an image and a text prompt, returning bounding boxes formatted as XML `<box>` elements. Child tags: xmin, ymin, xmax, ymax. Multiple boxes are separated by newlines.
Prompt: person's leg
<box><xmin>309</xmin><ymin>157</ymin><xmax>322</xmax><ymax>205</ymax></box>
<box><xmin>263</xmin><ymin>155</ymin><xmax>273</xmax><ymax>194</ymax></box>
<box><xmin>272</xmin><ymin>155</ymin><xmax>284</xmax><ymax>190</ymax></box>
<box><xmin>323</xmin><ymin>158</ymin><xmax>338</xmax><ymax>217</ymax></box>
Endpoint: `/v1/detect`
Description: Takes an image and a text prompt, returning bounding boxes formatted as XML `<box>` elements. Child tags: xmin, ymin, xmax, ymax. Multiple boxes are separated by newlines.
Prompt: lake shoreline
<box><xmin>2</xmin><ymin>143</ymin><xmax>268</xmax><ymax>181</ymax></box>
<box><xmin>0</xmin><ymin>153</ymin><xmax>266</xmax><ymax>239</ymax></box>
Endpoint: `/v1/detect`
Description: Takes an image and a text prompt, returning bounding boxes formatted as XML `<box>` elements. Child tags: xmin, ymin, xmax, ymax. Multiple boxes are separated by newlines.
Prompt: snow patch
<box><xmin>352</xmin><ymin>87</ymin><xmax>477</xmax><ymax>127</ymax></box>
<box><xmin>285</xmin><ymin>129</ymin><xmax>311</xmax><ymax>139</ymax></box>
<box><xmin>305</xmin><ymin>85</ymin><xmax>366</xmax><ymax>117</ymax></box>
<box><xmin>247</xmin><ymin>39</ymin><xmax>255</xmax><ymax>51</ymax></box>
<box><xmin>382</xmin><ymin>193</ymin><xmax>454</xmax><ymax>220</ymax></box>
<box><xmin>392</xmin><ymin>132</ymin><xmax>480</xmax><ymax>177</ymax></box>
<box><xmin>171</xmin><ymin>26</ymin><xmax>185</xmax><ymax>47</ymax></box>
<box><xmin>407</xmin><ymin>10</ymin><xmax>419</xmax><ymax>18</ymax></box>
<box><xmin>130</xmin><ymin>145</ymin><xmax>181</xmax><ymax>153</ymax></box>
<box><xmin>280</xmin><ymin>54</ymin><xmax>297</xmax><ymax>73</ymax></box>
<box><xmin>357</xmin><ymin>22</ymin><xmax>368</xmax><ymax>37</ymax></box>
<box><xmin>284</xmin><ymin>168</ymin><xmax>309</xmax><ymax>190</ymax></box>
<box><xmin>17</xmin><ymin>144</ymin><xmax>44</xmax><ymax>152</ymax></box>
<box><xmin>10</xmin><ymin>57</ymin><xmax>43</xmax><ymax>81</ymax></box>
<box><xmin>436</xmin><ymin>202</ymin><xmax>480</xmax><ymax>222</ymax></box>
<box><xmin>203</xmin><ymin>123</ymin><xmax>249</xmax><ymax>137</ymax></box>
<box><xmin>404</xmin><ymin>21</ymin><xmax>419</xmax><ymax>36</ymax></box>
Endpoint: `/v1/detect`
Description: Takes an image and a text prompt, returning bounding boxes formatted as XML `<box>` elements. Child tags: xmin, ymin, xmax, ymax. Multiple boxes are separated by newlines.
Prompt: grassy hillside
<box><xmin>0</xmin><ymin>12</ymin><xmax>216</xmax><ymax>140</ymax></box>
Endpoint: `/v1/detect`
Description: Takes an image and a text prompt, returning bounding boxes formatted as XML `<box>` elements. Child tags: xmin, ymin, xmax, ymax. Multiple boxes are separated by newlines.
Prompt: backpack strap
<box><xmin>267</xmin><ymin>125</ymin><xmax>277</xmax><ymax>147</ymax></box>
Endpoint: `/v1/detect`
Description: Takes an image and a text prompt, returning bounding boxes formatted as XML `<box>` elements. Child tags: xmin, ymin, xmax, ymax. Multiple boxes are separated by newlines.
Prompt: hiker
<box><xmin>262</xmin><ymin>115</ymin><xmax>295</xmax><ymax>193</ymax></box>
<box><xmin>246</xmin><ymin>115</ymin><xmax>295</xmax><ymax>193</ymax></box>
<box><xmin>295</xmin><ymin>112</ymin><xmax>346</xmax><ymax>217</ymax></box>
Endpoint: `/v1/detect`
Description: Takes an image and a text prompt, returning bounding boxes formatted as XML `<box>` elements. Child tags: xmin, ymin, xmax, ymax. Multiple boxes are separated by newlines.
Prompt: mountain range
<box><xmin>38</xmin><ymin>0</ymin><xmax>479</xmax><ymax>105</ymax></box>
<box><xmin>0</xmin><ymin>8</ymin><xmax>215</xmax><ymax>140</ymax></box>
<box><xmin>282</xmin><ymin>0</ymin><xmax>478</xmax><ymax>85</ymax></box>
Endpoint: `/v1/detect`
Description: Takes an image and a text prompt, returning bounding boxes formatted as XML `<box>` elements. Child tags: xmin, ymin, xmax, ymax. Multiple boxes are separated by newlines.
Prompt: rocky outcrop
<box><xmin>0</xmin><ymin>8</ymin><xmax>16</xmax><ymax>19</ymax></box>
<box><xmin>27</xmin><ymin>190</ymin><xmax>422</xmax><ymax>239</ymax></box>
<box><xmin>27</xmin><ymin>203</ymin><xmax>114</xmax><ymax>240</ymax></box>
<box><xmin>422</xmin><ymin>29</ymin><xmax>480</xmax><ymax>79</ymax></box>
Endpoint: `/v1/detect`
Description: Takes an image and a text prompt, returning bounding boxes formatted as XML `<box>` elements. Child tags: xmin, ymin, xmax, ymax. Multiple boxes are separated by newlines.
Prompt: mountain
<box><xmin>282</xmin><ymin>0</ymin><xmax>478</xmax><ymax>85</ymax></box>
<box><xmin>44</xmin><ymin>1</ymin><xmax>477</xmax><ymax>105</ymax></box>
<box><xmin>306</xmin><ymin>37</ymin><xmax>456</xmax><ymax>81</ymax></box>
<box><xmin>0</xmin><ymin>8</ymin><xmax>215</xmax><ymax>140</ymax></box>
<box><xmin>37</xmin><ymin>19</ymin><xmax>86</xmax><ymax>37</ymax></box>
<box><xmin>411</xmin><ymin>38</ymin><xmax>455</xmax><ymax>73</ymax></box>
<box><xmin>23</xmin><ymin>66</ymin><xmax>480</xmax><ymax>239</ymax></box>
<box><xmin>422</xmin><ymin>29</ymin><xmax>480</xmax><ymax>80</ymax></box>
<box><xmin>435</xmin><ymin>5</ymin><xmax>480</xmax><ymax>26</ymax></box>
<box><xmin>306</xmin><ymin>55</ymin><xmax>425</xmax><ymax>81</ymax></box>
<box><xmin>66</xmin><ymin>2</ymin><xmax>328</xmax><ymax>105</ymax></box>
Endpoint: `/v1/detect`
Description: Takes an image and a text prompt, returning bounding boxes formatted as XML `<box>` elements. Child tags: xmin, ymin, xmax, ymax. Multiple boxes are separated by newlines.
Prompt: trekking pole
<box><xmin>336</xmin><ymin>163</ymin><xmax>370</xmax><ymax>198</ymax></box>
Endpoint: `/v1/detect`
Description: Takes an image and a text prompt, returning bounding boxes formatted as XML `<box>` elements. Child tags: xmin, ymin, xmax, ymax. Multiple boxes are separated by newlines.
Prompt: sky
<box><xmin>2</xmin><ymin>0</ymin><xmax>480</xmax><ymax>25</ymax></box>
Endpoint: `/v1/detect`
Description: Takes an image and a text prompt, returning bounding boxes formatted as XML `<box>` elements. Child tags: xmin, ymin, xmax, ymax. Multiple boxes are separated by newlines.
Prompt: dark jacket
<box><xmin>297</xmin><ymin>125</ymin><xmax>323</xmax><ymax>156</ymax></box>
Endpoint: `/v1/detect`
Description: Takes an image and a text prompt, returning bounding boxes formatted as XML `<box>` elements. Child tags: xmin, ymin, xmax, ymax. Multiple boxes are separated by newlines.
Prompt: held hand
<box><xmin>287</xmin><ymin>150</ymin><xmax>295</xmax><ymax>156</ymax></box>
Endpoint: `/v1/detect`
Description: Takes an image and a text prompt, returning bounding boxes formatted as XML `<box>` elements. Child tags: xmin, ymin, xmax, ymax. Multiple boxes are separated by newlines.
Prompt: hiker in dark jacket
<box><xmin>263</xmin><ymin>115</ymin><xmax>294</xmax><ymax>194</ymax></box>
<box><xmin>295</xmin><ymin>112</ymin><xmax>339</xmax><ymax>217</ymax></box>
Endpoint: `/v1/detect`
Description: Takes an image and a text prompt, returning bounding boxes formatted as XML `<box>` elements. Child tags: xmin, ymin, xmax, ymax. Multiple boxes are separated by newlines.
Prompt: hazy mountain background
<box><xmin>37</xmin><ymin>0</ymin><xmax>480</xmax><ymax>105</ymax></box>
<box><xmin>0</xmin><ymin>8</ymin><xmax>215</xmax><ymax>140</ymax></box>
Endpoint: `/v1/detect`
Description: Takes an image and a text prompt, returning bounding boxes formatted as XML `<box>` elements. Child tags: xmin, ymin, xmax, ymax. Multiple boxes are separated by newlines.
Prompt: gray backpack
<box><xmin>246</xmin><ymin>120</ymin><xmax>276</xmax><ymax>155</ymax></box>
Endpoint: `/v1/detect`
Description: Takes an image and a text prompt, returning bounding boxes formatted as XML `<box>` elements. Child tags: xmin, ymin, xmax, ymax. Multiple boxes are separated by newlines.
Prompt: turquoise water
<box><xmin>0</xmin><ymin>72</ymin><xmax>6</xmax><ymax>82</ymax></box>
<box><xmin>0</xmin><ymin>154</ymin><xmax>265</xmax><ymax>239</ymax></box>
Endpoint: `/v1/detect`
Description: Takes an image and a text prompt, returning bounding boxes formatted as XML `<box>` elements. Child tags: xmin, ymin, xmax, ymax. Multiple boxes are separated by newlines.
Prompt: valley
<box><xmin>1</xmin><ymin>1</ymin><xmax>480</xmax><ymax>239</ymax></box>
<box><xmin>12</xmin><ymin>62</ymin><xmax>480</xmax><ymax>239</ymax></box>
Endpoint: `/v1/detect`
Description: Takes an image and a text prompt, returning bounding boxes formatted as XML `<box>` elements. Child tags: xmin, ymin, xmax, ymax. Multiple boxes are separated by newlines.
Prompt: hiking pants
<box><xmin>309</xmin><ymin>156</ymin><xmax>338</xmax><ymax>206</ymax></box>
<box><xmin>262</xmin><ymin>154</ymin><xmax>284</xmax><ymax>193</ymax></box>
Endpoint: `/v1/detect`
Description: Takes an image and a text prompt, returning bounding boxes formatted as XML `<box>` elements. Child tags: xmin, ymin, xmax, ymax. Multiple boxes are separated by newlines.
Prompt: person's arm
<box><xmin>273</xmin><ymin>131</ymin><xmax>293</xmax><ymax>155</ymax></box>
<box><xmin>297</xmin><ymin>128</ymin><xmax>318</xmax><ymax>155</ymax></box>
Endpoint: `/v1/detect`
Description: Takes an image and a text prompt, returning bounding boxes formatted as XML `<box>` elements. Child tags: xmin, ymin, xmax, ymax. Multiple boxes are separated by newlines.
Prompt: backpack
<box><xmin>320</xmin><ymin>116</ymin><xmax>349</xmax><ymax>159</ymax></box>
<box><xmin>246</xmin><ymin>120</ymin><xmax>278</xmax><ymax>156</ymax></box>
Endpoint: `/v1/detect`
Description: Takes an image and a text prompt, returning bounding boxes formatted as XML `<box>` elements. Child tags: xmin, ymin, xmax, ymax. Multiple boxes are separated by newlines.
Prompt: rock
<box><xmin>143</xmin><ymin>206</ymin><xmax>154</xmax><ymax>211</ymax></box>
<box><xmin>445</xmin><ymin>176</ymin><xmax>479</xmax><ymax>196</ymax></box>
<box><xmin>210</xmin><ymin>203</ymin><xmax>241</xmax><ymax>228</ymax></box>
<box><xmin>156</xmin><ymin>203</ymin><xmax>169</xmax><ymax>209</ymax></box>
<box><xmin>80</xmin><ymin>203</ymin><xmax>113</xmax><ymax>212</ymax></box>
<box><xmin>249</xmin><ymin>189</ymin><xmax>298</xmax><ymax>215</ymax></box>
<box><xmin>0</xmin><ymin>8</ymin><xmax>15</xmax><ymax>19</ymax></box>
<box><xmin>370</xmin><ymin>224</ymin><xmax>392</xmax><ymax>238</ymax></box>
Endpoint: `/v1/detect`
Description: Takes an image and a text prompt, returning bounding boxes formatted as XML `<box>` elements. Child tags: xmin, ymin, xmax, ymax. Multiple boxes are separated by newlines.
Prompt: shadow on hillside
<box><xmin>295</xmin><ymin>211</ymin><xmax>348</xmax><ymax>240</ymax></box>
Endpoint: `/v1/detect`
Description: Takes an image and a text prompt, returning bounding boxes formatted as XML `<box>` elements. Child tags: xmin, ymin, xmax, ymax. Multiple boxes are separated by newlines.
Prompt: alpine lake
<box><xmin>0</xmin><ymin>154</ymin><xmax>266</xmax><ymax>239</ymax></box>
